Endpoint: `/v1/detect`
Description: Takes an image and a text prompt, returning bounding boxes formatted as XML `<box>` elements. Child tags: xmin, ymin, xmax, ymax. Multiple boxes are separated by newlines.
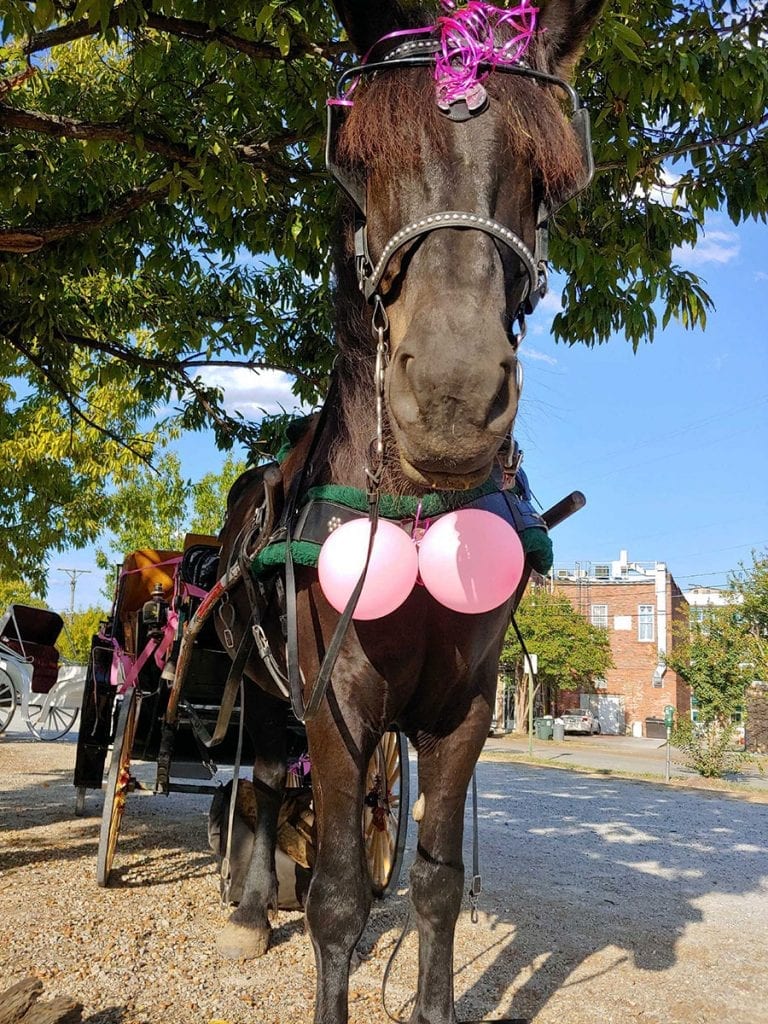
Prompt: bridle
<box><xmin>326</xmin><ymin>35</ymin><xmax>595</xmax><ymax>338</ymax></box>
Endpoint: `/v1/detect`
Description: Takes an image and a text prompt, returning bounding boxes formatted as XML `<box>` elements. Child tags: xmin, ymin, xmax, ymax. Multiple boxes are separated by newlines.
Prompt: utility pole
<box><xmin>57</xmin><ymin>568</ymin><xmax>91</xmax><ymax>614</ymax></box>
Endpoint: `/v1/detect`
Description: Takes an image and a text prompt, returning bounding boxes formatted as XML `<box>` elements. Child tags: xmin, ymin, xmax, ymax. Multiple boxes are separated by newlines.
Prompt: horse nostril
<box><xmin>391</xmin><ymin>350</ymin><xmax>420</xmax><ymax>423</ymax></box>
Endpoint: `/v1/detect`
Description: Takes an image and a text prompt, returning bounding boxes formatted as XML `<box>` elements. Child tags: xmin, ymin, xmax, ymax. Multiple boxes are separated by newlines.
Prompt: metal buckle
<box><xmin>251</xmin><ymin>624</ymin><xmax>270</xmax><ymax>660</ymax></box>
<box><xmin>469</xmin><ymin>873</ymin><xmax>482</xmax><ymax>924</ymax></box>
<box><xmin>218</xmin><ymin>598</ymin><xmax>235</xmax><ymax>650</ymax></box>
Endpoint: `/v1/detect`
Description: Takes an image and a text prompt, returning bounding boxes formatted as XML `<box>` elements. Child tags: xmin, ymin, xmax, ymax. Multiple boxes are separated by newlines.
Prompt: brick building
<box><xmin>549</xmin><ymin>550</ymin><xmax>691</xmax><ymax>736</ymax></box>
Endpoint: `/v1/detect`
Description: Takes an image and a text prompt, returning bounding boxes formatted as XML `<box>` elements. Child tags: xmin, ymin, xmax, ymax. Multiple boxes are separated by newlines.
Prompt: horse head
<box><xmin>331</xmin><ymin>0</ymin><xmax>603</xmax><ymax>490</ymax></box>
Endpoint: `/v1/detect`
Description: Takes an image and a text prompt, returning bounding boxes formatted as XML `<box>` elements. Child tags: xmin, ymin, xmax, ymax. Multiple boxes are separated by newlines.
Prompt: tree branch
<box><xmin>0</xmin><ymin>103</ymin><xmax>201</xmax><ymax>164</ymax></box>
<box><xmin>0</xmin><ymin>101</ymin><xmax>314</xmax><ymax>166</ymax></box>
<box><xmin>6</xmin><ymin>333</ymin><xmax>155</xmax><ymax>465</ymax></box>
<box><xmin>0</xmin><ymin>66</ymin><xmax>37</xmax><ymax>98</ymax></box>
<box><xmin>0</xmin><ymin>180</ymin><xmax>170</xmax><ymax>253</ymax></box>
<box><xmin>22</xmin><ymin>5</ymin><xmax>346</xmax><ymax>62</ymax></box>
<box><xmin>50</xmin><ymin>327</ymin><xmax>303</xmax><ymax>380</ymax></box>
<box><xmin>596</xmin><ymin>113</ymin><xmax>768</xmax><ymax>173</ymax></box>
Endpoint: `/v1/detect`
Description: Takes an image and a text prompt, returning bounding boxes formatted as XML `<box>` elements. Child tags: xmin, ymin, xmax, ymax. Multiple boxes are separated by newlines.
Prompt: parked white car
<box><xmin>559</xmin><ymin>709</ymin><xmax>601</xmax><ymax>735</ymax></box>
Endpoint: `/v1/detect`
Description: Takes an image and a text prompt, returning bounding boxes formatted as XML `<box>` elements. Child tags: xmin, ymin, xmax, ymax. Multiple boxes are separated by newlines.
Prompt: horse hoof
<box><xmin>216</xmin><ymin>922</ymin><xmax>271</xmax><ymax>960</ymax></box>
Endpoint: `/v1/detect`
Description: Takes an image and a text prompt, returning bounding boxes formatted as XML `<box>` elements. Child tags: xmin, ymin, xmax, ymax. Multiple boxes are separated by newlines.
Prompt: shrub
<box><xmin>671</xmin><ymin>718</ymin><xmax>750</xmax><ymax>779</ymax></box>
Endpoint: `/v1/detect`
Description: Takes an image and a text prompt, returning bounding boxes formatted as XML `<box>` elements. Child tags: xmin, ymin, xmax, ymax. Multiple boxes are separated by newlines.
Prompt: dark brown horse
<box><xmin>211</xmin><ymin>3</ymin><xmax>605</xmax><ymax>1022</ymax></box>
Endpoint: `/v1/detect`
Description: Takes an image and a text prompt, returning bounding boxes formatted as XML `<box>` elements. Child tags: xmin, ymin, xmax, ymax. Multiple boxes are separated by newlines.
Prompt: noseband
<box><xmin>327</xmin><ymin>37</ymin><xmax>594</xmax><ymax>336</ymax></box>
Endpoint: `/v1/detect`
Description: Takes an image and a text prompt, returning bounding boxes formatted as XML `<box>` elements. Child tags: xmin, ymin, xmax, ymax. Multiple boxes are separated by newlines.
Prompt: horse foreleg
<box><xmin>217</xmin><ymin>688</ymin><xmax>287</xmax><ymax>960</ymax></box>
<box><xmin>305</xmin><ymin>732</ymin><xmax>373</xmax><ymax>1024</ymax></box>
<box><xmin>408</xmin><ymin>697</ymin><xmax>493</xmax><ymax>1024</ymax></box>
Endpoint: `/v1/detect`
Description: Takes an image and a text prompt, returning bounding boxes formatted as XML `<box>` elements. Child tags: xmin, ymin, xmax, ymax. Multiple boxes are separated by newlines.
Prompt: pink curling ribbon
<box><xmin>328</xmin><ymin>2</ymin><xmax>538</xmax><ymax>110</ymax></box>
<box><xmin>327</xmin><ymin>24</ymin><xmax>434</xmax><ymax>107</ymax></box>
<box><xmin>435</xmin><ymin>0</ymin><xmax>538</xmax><ymax>111</ymax></box>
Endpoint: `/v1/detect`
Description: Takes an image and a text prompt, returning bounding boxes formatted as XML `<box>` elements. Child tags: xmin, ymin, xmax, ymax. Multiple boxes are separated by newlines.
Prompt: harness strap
<box><xmin>284</xmin><ymin>387</ymin><xmax>336</xmax><ymax>723</ymax></box>
<box><xmin>468</xmin><ymin>769</ymin><xmax>482</xmax><ymax>924</ymax></box>
<box><xmin>283</xmin><ymin>377</ymin><xmax>389</xmax><ymax>725</ymax></box>
<box><xmin>164</xmin><ymin>467</ymin><xmax>286</xmax><ymax>740</ymax></box>
<box><xmin>291</xmin><ymin>492</ymin><xmax>381</xmax><ymax>724</ymax></box>
<box><xmin>221</xmin><ymin>679</ymin><xmax>245</xmax><ymax>908</ymax></box>
<box><xmin>203</xmin><ymin>619</ymin><xmax>255</xmax><ymax>749</ymax></box>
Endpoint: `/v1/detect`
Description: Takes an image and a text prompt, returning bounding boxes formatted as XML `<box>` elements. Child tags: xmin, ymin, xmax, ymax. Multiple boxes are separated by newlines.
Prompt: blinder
<box><xmin>326</xmin><ymin>43</ymin><xmax>594</xmax><ymax>319</ymax></box>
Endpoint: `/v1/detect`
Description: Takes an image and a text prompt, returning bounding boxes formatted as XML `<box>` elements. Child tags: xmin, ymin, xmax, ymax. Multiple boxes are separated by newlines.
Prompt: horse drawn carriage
<box><xmin>0</xmin><ymin>604</ymin><xmax>86</xmax><ymax>741</ymax></box>
<box><xmin>72</xmin><ymin>532</ymin><xmax>410</xmax><ymax>900</ymax></box>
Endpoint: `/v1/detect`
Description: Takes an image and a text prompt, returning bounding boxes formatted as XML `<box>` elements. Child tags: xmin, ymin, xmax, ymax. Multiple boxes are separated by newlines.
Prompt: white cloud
<box><xmin>633</xmin><ymin>168</ymin><xmax>685</xmax><ymax>209</ymax></box>
<box><xmin>673</xmin><ymin>229</ymin><xmax>741</xmax><ymax>268</ymax></box>
<box><xmin>197</xmin><ymin>367</ymin><xmax>312</xmax><ymax>420</ymax></box>
<box><xmin>523</xmin><ymin>347</ymin><xmax>558</xmax><ymax>366</ymax></box>
<box><xmin>537</xmin><ymin>290</ymin><xmax>564</xmax><ymax>315</ymax></box>
<box><xmin>755</xmin><ymin>271</ymin><xmax>768</xmax><ymax>282</ymax></box>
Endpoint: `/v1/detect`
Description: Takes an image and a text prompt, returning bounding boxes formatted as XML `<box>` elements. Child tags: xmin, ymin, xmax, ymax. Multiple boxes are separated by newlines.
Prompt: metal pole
<box><xmin>665</xmin><ymin>727</ymin><xmax>671</xmax><ymax>782</ymax></box>
<box><xmin>57</xmin><ymin>568</ymin><xmax>91</xmax><ymax>614</ymax></box>
<box><xmin>528</xmin><ymin>662</ymin><xmax>534</xmax><ymax>757</ymax></box>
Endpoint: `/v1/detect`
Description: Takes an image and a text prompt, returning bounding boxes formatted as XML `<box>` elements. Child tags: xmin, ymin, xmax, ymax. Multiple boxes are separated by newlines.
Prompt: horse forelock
<box><xmin>336</xmin><ymin>39</ymin><xmax>584</xmax><ymax>207</ymax></box>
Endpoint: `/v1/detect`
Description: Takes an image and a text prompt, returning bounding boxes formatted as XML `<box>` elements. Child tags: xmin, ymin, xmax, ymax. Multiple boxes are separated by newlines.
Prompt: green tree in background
<box><xmin>665</xmin><ymin>603</ymin><xmax>757</xmax><ymax>727</ymax></box>
<box><xmin>59</xmin><ymin>606</ymin><xmax>107</xmax><ymax>663</ymax></box>
<box><xmin>189</xmin><ymin>453</ymin><xmax>249</xmax><ymax>536</ymax></box>
<box><xmin>95</xmin><ymin>451</ymin><xmax>246</xmax><ymax>578</ymax></box>
<box><xmin>1</xmin><ymin>0</ymin><xmax>766</xmax><ymax>578</ymax></box>
<box><xmin>665</xmin><ymin>549</ymin><xmax>768</xmax><ymax>729</ymax></box>
<box><xmin>95</xmin><ymin>451</ymin><xmax>191</xmax><ymax>573</ymax></box>
<box><xmin>0</xmin><ymin>575</ymin><xmax>46</xmax><ymax>610</ymax></box>
<box><xmin>664</xmin><ymin>591</ymin><xmax>761</xmax><ymax>778</ymax></box>
<box><xmin>502</xmin><ymin>586</ymin><xmax>613</xmax><ymax>731</ymax></box>
<box><xmin>730</xmin><ymin>549</ymin><xmax>768</xmax><ymax>679</ymax></box>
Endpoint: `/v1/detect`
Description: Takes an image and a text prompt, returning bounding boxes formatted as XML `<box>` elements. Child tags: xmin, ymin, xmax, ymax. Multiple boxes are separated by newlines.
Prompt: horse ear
<box><xmin>537</xmin><ymin>0</ymin><xmax>606</xmax><ymax>78</ymax></box>
<box><xmin>332</xmin><ymin>2</ymin><xmax>429</xmax><ymax>55</ymax></box>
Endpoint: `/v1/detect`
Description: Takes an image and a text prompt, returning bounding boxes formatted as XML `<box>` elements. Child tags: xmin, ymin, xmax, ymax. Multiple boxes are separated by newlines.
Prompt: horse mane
<box><xmin>336</xmin><ymin>41</ymin><xmax>584</xmax><ymax>207</ymax></box>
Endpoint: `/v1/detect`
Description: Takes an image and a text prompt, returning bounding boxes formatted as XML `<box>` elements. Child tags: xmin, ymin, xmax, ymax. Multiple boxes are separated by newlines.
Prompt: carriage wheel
<box><xmin>363</xmin><ymin>728</ymin><xmax>409</xmax><ymax>898</ymax></box>
<box><xmin>96</xmin><ymin>688</ymin><xmax>140</xmax><ymax>887</ymax></box>
<box><xmin>0</xmin><ymin>670</ymin><xmax>18</xmax><ymax>734</ymax></box>
<box><xmin>25</xmin><ymin>702</ymin><xmax>79</xmax><ymax>741</ymax></box>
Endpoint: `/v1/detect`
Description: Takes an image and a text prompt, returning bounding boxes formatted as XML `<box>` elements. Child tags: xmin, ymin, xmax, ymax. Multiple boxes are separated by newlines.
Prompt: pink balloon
<box><xmin>318</xmin><ymin>518</ymin><xmax>419</xmax><ymax>620</ymax></box>
<box><xmin>417</xmin><ymin>509</ymin><xmax>525</xmax><ymax>614</ymax></box>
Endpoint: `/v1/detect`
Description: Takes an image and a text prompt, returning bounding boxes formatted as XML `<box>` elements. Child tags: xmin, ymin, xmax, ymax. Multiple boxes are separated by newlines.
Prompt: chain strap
<box><xmin>366</xmin><ymin>294</ymin><xmax>389</xmax><ymax>505</ymax></box>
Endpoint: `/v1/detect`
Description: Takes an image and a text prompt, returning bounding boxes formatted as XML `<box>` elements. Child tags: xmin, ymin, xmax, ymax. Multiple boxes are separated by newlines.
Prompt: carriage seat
<box><xmin>0</xmin><ymin>637</ymin><xmax>59</xmax><ymax>693</ymax></box>
<box><xmin>178</xmin><ymin>537</ymin><xmax>221</xmax><ymax>653</ymax></box>
<box><xmin>180</xmin><ymin>536</ymin><xmax>220</xmax><ymax>594</ymax></box>
<box><xmin>0</xmin><ymin>605</ymin><xmax>64</xmax><ymax>693</ymax></box>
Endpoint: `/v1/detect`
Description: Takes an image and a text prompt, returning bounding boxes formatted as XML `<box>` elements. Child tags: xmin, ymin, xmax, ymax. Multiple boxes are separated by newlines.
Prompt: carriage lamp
<box><xmin>142</xmin><ymin>582</ymin><xmax>169</xmax><ymax>637</ymax></box>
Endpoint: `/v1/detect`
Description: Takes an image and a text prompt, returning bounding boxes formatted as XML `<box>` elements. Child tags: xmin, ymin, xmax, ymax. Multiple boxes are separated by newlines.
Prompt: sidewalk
<box><xmin>482</xmin><ymin>730</ymin><xmax>768</xmax><ymax>792</ymax></box>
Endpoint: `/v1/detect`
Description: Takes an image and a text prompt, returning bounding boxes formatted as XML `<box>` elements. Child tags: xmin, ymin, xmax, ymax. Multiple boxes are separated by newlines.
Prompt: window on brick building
<box><xmin>638</xmin><ymin>605</ymin><xmax>655</xmax><ymax>642</ymax></box>
<box><xmin>590</xmin><ymin>604</ymin><xmax>608</xmax><ymax>628</ymax></box>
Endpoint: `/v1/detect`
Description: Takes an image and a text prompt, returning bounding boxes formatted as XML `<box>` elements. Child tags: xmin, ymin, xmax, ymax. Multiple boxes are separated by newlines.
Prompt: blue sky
<box><xmin>47</xmin><ymin>215</ymin><xmax>767</xmax><ymax>612</ymax></box>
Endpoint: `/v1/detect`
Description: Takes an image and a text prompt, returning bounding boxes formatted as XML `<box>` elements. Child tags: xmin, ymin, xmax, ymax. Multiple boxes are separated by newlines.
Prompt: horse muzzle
<box><xmin>398</xmin><ymin>451</ymin><xmax>495</xmax><ymax>491</ymax></box>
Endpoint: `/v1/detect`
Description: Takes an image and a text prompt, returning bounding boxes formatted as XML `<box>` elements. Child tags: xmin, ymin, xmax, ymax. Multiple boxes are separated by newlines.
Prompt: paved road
<box><xmin>482</xmin><ymin>731</ymin><xmax>768</xmax><ymax>793</ymax></box>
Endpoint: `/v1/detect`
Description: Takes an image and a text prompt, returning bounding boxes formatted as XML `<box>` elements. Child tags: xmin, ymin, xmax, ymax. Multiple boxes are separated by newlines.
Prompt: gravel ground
<box><xmin>1</xmin><ymin>731</ymin><xmax>768</xmax><ymax>1024</ymax></box>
